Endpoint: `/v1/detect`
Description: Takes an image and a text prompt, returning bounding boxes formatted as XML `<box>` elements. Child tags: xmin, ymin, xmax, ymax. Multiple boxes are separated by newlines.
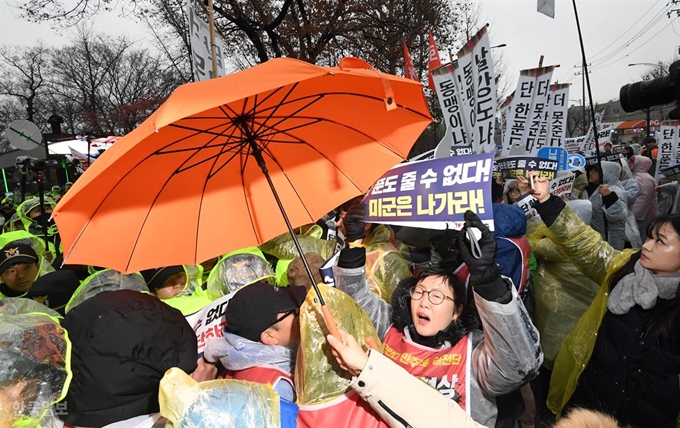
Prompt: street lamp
<box><xmin>628</xmin><ymin>62</ymin><xmax>668</xmax><ymax>138</ymax></box>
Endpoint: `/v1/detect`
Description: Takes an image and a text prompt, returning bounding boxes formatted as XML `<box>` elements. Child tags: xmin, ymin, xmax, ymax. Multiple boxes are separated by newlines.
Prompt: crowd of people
<box><xmin>0</xmin><ymin>135</ymin><xmax>678</xmax><ymax>428</ymax></box>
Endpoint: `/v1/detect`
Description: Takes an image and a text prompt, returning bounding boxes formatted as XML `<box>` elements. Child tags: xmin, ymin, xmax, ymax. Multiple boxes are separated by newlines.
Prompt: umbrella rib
<box><xmin>194</xmin><ymin>126</ymin><xmax>245</xmax><ymax>264</ymax></box>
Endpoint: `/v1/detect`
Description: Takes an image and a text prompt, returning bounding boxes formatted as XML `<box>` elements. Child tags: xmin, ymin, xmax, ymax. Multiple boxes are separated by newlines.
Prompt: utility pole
<box><xmin>575</xmin><ymin>63</ymin><xmax>591</xmax><ymax>135</ymax></box>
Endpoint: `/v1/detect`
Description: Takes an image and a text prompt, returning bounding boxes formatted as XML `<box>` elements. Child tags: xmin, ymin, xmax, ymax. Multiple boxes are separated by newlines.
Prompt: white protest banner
<box><xmin>564</xmin><ymin>135</ymin><xmax>585</xmax><ymax>153</ymax></box>
<box><xmin>507</xmin><ymin>66</ymin><xmax>555</xmax><ymax>156</ymax></box>
<box><xmin>656</xmin><ymin>121</ymin><xmax>680</xmax><ymax>180</ymax></box>
<box><xmin>431</xmin><ymin>63</ymin><xmax>472</xmax><ymax>157</ymax></box>
<box><xmin>515</xmin><ymin>192</ymin><xmax>538</xmax><ymax>219</ymax></box>
<box><xmin>186</xmin><ymin>0</ymin><xmax>226</xmax><ymax>81</ymax></box>
<box><xmin>458</xmin><ymin>26</ymin><xmax>497</xmax><ymax>154</ymax></box>
<box><xmin>363</xmin><ymin>154</ymin><xmax>495</xmax><ymax>230</ymax></box>
<box><xmin>582</xmin><ymin>108</ymin><xmax>606</xmax><ymax>154</ymax></box>
<box><xmin>543</xmin><ymin>83</ymin><xmax>570</xmax><ymax>147</ymax></box>
<box><xmin>499</xmin><ymin>93</ymin><xmax>514</xmax><ymax>146</ymax></box>
<box><xmin>185</xmin><ymin>292</ymin><xmax>235</xmax><ymax>355</ymax></box>
<box><xmin>549</xmin><ymin>171</ymin><xmax>576</xmax><ymax>197</ymax></box>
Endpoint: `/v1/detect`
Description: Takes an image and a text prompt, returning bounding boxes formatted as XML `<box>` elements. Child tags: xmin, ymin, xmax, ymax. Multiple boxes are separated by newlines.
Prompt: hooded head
<box><xmin>600</xmin><ymin>161</ymin><xmax>622</xmax><ymax>186</ymax></box>
<box><xmin>630</xmin><ymin>155</ymin><xmax>653</xmax><ymax>175</ymax></box>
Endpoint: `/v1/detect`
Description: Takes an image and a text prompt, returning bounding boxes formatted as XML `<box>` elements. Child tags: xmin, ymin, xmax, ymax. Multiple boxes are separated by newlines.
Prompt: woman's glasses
<box><xmin>409</xmin><ymin>286</ymin><xmax>454</xmax><ymax>305</ymax></box>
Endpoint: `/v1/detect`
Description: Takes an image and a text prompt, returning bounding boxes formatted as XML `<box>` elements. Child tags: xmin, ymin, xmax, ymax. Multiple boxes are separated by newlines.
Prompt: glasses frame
<box><xmin>269</xmin><ymin>307</ymin><xmax>299</xmax><ymax>328</ymax></box>
<box><xmin>409</xmin><ymin>286</ymin><xmax>455</xmax><ymax>305</ymax></box>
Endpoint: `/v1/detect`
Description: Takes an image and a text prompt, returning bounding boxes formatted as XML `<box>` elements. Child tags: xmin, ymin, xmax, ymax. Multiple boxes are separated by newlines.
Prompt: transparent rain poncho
<box><xmin>159</xmin><ymin>368</ymin><xmax>287</xmax><ymax>428</ymax></box>
<box><xmin>0</xmin><ymin>303</ymin><xmax>70</xmax><ymax>428</ymax></box>
<box><xmin>295</xmin><ymin>284</ymin><xmax>382</xmax><ymax>405</ymax></box>
<box><xmin>65</xmin><ymin>269</ymin><xmax>148</xmax><ymax>314</ymax></box>
<box><xmin>206</xmin><ymin>253</ymin><xmax>275</xmax><ymax>298</ymax></box>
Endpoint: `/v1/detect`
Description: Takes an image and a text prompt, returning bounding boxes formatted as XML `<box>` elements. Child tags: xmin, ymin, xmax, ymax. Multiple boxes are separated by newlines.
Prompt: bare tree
<box><xmin>0</xmin><ymin>44</ymin><xmax>50</xmax><ymax>124</ymax></box>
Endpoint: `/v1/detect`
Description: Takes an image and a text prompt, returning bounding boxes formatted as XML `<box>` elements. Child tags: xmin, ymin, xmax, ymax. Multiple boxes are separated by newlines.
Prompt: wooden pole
<box><xmin>207</xmin><ymin>0</ymin><xmax>219</xmax><ymax>78</ymax></box>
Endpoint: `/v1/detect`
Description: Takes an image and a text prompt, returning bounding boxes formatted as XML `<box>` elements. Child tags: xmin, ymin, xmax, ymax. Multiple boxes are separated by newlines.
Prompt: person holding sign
<box><xmin>333</xmin><ymin>204</ymin><xmax>542</xmax><ymax>428</ymax></box>
<box><xmin>582</xmin><ymin>162</ymin><xmax>629</xmax><ymax>250</ymax></box>
<box><xmin>519</xmin><ymin>175</ymin><xmax>680</xmax><ymax>428</ymax></box>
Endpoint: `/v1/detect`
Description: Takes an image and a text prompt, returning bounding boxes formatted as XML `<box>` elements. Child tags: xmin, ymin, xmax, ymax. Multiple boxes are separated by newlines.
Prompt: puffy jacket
<box><xmin>492</xmin><ymin>203</ymin><xmax>530</xmax><ymax>294</ymax></box>
<box><xmin>61</xmin><ymin>290</ymin><xmax>198</xmax><ymax>427</ymax></box>
<box><xmin>333</xmin><ymin>264</ymin><xmax>542</xmax><ymax>427</ymax></box>
<box><xmin>630</xmin><ymin>155</ymin><xmax>657</xmax><ymax>221</ymax></box>
<box><xmin>581</xmin><ymin>161</ymin><xmax>629</xmax><ymax>250</ymax></box>
<box><xmin>534</xmin><ymin>199</ymin><xmax>680</xmax><ymax>427</ymax></box>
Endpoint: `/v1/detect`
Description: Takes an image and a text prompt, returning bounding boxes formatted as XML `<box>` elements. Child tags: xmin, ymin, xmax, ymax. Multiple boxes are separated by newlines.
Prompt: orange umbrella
<box><xmin>54</xmin><ymin>57</ymin><xmax>431</xmax><ymax>274</ymax></box>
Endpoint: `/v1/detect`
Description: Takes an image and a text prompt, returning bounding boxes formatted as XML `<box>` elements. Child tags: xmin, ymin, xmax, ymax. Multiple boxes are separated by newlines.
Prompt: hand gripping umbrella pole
<box><xmin>249</xmin><ymin>141</ymin><xmax>342</xmax><ymax>340</ymax></box>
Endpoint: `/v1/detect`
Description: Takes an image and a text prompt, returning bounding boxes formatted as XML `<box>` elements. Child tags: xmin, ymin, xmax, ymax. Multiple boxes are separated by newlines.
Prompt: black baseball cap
<box><xmin>140</xmin><ymin>266</ymin><xmax>185</xmax><ymax>291</ymax></box>
<box><xmin>225</xmin><ymin>282</ymin><xmax>307</xmax><ymax>343</ymax></box>
<box><xmin>0</xmin><ymin>243</ymin><xmax>39</xmax><ymax>276</ymax></box>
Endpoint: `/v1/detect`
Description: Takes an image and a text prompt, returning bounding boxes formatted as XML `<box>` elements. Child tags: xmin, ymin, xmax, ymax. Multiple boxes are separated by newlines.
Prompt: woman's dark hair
<box><xmin>608</xmin><ymin>214</ymin><xmax>680</xmax><ymax>341</ymax></box>
<box><xmin>625</xmin><ymin>146</ymin><xmax>634</xmax><ymax>160</ymax></box>
<box><xmin>415</xmin><ymin>269</ymin><xmax>467</xmax><ymax>309</ymax></box>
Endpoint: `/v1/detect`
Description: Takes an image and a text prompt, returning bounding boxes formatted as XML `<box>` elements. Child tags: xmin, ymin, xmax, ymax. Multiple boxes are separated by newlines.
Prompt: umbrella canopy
<box><xmin>54</xmin><ymin>57</ymin><xmax>431</xmax><ymax>273</ymax></box>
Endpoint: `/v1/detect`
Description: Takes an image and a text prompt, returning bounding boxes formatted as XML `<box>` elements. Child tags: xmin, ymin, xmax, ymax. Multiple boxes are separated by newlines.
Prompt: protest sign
<box><xmin>567</xmin><ymin>153</ymin><xmax>586</xmax><ymax>170</ymax></box>
<box><xmin>363</xmin><ymin>154</ymin><xmax>494</xmax><ymax>230</ymax></box>
<box><xmin>186</xmin><ymin>0</ymin><xmax>226</xmax><ymax>81</ymax></box>
<box><xmin>541</xmin><ymin>83</ymin><xmax>570</xmax><ymax>148</ymax></box>
<box><xmin>185</xmin><ymin>292</ymin><xmax>234</xmax><ymax>355</ymax></box>
<box><xmin>655</xmin><ymin>122</ymin><xmax>680</xmax><ymax>180</ymax></box>
<box><xmin>660</xmin><ymin>164</ymin><xmax>680</xmax><ymax>180</ymax></box>
<box><xmin>431</xmin><ymin>63</ymin><xmax>472</xmax><ymax>156</ymax></box>
<box><xmin>495</xmin><ymin>156</ymin><xmax>560</xmax><ymax>181</ymax></box>
<box><xmin>537</xmin><ymin>146</ymin><xmax>568</xmax><ymax>171</ymax></box>
<box><xmin>549</xmin><ymin>172</ymin><xmax>576</xmax><ymax>197</ymax></box>
<box><xmin>515</xmin><ymin>193</ymin><xmax>538</xmax><ymax>218</ymax></box>
<box><xmin>505</xmin><ymin>66</ymin><xmax>555</xmax><ymax>156</ymax></box>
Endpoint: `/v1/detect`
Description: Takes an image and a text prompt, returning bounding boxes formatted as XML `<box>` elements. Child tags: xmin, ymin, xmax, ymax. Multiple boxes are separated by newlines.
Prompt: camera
<box><xmin>620</xmin><ymin>60</ymin><xmax>680</xmax><ymax>119</ymax></box>
<box><xmin>15</xmin><ymin>156</ymin><xmax>46</xmax><ymax>174</ymax></box>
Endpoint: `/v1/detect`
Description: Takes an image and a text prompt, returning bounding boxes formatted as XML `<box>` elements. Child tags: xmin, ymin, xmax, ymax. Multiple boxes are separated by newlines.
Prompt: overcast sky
<box><xmin>1</xmin><ymin>0</ymin><xmax>679</xmax><ymax>107</ymax></box>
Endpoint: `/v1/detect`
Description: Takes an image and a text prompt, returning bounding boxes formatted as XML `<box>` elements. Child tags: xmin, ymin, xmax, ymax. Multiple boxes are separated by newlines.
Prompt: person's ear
<box><xmin>260</xmin><ymin>327</ymin><xmax>279</xmax><ymax>346</ymax></box>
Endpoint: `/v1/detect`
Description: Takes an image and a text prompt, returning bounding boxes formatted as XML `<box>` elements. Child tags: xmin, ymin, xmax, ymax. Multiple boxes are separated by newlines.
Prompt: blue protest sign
<box><xmin>362</xmin><ymin>154</ymin><xmax>495</xmax><ymax>231</ymax></box>
<box><xmin>567</xmin><ymin>153</ymin><xmax>586</xmax><ymax>170</ymax></box>
<box><xmin>538</xmin><ymin>147</ymin><xmax>568</xmax><ymax>171</ymax></box>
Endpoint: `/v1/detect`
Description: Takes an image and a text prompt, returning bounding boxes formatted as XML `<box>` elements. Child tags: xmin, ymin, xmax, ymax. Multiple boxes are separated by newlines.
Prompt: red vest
<box><xmin>296</xmin><ymin>391</ymin><xmax>389</xmax><ymax>428</ymax></box>
<box><xmin>226</xmin><ymin>365</ymin><xmax>293</xmax><ymax>393</ymax></box>
<box><xmin>382</xmin><ymin>326</ymin><xmax>472</xmax><ymax>412</ymax></box>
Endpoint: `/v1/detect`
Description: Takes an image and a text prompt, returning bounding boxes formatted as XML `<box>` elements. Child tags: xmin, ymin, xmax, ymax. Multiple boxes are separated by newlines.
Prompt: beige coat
<box><xmin>350</xmin><ymin>350</ymin><xmax>484</xmax><ymax>428</ymax></box>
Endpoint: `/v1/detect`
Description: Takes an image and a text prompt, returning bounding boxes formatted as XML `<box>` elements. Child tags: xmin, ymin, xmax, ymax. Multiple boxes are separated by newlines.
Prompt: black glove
<box><xmin>456</xmin><ymin>210</ymin><xmax>500</xmax><ymax>287</ymax></box>
<box><xmin>343</xmin><ymin>203</ymin><xmax>366</xmax><ymax>242</ymax></box>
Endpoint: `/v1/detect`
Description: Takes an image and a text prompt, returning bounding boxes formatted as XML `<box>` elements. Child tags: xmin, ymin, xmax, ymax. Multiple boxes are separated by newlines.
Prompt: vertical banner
<box><xmin>504</xmin><ymin>66</ymin><xmax>555</xmax><ymax>156</ymax></box>
<box><xmin>403</xmin><ymin>41</ymin><xmax>419</xmax><ymax>82</ymax></box>
<box><xmin>656</xmin><ymin>122</ymin><xmax>680</xmax><ymax>180</ymax></box>
<box><xmin>427</xmin><ymin>31</ymin><xmax>442</xmax><ymax>92</ymax></box>
<box><xmin>499</xmin><ymin>93</ymin><xmax>514</xmax><ymax>148</ymax></box>
<box><xmin>458</xmin><ymin>26</ymin><xmax>497</xmax><ymax>154</ymax></box>
<box><xmin>512</xmin><ymin>66</ymin><xmax>554</xmax><ymax>156</ymax></box>
<box><xmin>431</xmin><ymin>63</ymin><xmax>472</xmax><ymax>157</ymax></box>
<box><xmin>186</xmin><ymin>0</ymin><xmax>226</xmax><ymax>81</ymax></box>
<box><xmin>582</xmin><ymin>108</ymin><xmax>606</xmax><ymax>155</ymax></box>
<box><xmin>543</xmin><ymin>83</ymin><xmax>570</xmax><ymax>147</ymax></box>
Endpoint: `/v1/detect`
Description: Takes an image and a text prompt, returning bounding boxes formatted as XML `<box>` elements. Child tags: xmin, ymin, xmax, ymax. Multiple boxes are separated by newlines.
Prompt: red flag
<box><xmin>427</xmin><ymin>31</ymin><xmax>442</xmax><ymax>92</ymax></box>
<box><xmin>402</xmin><ymin>41</ymin><xmax>419</xmax><ymax>82</ymax></box>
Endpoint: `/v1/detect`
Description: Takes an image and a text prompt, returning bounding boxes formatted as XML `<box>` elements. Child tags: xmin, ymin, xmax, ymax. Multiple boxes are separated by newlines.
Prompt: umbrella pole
<box><xmin>250</xmin><ymin>145</ymin><xmax>342</xmax><ymax>339</ymax></box>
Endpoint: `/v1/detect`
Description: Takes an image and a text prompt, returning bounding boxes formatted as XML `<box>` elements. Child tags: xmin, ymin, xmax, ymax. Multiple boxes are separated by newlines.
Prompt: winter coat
<box><xmin>204</xmin><ymin>331</ymin><xmax>296</xmax><ymax>402</ymax></box>
<box><xmin>492</xmin><ymin>203</ymin><xmax>531</xmax><ymax>294</ymax></box>
<box><xmin>350</xmin><ymin>349</ymin><xmax>485</xmax><ymax>428</ymax></box>
<box><xmin>333</xmin><ymin>265</ymin><xmax>542</xmax><ymax>427</ymax></box>
<box><xmin>60</xmin><ymin>290</ymin><xmax>198</xmax><ymax>427</ymax></box>
<box><xmin>630</xmin><ymin>155</ymin><xmax>657</xmax><ymax>221</ymax></box>
<box><xmin>581</xmin><ymin>161</ymin><xmax>629</xmax><ymax>250</ymax></box>
<box><xmin>525</xmin><ymin>200</ymin><xmax>600</xmax><ymax>369</ymax></box>
<box><xmin>535</xmin><ymin>200</ymin><xmax>680</xmax><ymax>427</ymax></box>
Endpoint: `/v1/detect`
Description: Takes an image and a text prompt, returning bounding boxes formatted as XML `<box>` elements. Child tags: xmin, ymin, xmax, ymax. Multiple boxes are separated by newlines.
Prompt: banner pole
<box><xmin>207</xmin><ymin>0</ymin><xmax>219</xmax><ymax>79</ymax></box>
<box><xmin>1</xmin><ymin>169</ymin><xmax>8</xmax><ymax>194</ymax></box>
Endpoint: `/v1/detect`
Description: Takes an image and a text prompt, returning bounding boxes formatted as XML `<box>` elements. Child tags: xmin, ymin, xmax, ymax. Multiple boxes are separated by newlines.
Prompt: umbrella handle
<box><xmin>320</xmin><ymin>304</ymin><xmax>341</xmax><ymax>340</ymax></box>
